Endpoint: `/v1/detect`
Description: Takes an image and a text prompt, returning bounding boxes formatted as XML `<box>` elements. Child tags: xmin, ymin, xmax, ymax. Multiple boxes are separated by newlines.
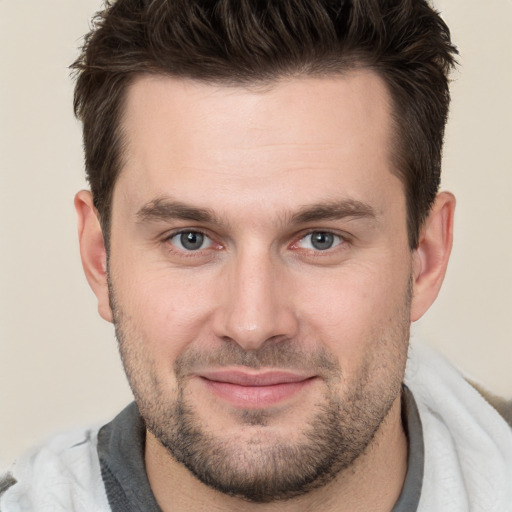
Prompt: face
<box><xmin>107</xmin><ymin>72</ymin><xmax>413</xmax><ymax>502</ymax></box>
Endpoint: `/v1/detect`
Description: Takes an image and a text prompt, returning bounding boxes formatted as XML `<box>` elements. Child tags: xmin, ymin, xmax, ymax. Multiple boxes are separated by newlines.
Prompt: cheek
<box><xmin>112</xmin><ymin>264</ymin><xmax>217</xmax><ymax>356</ymax></box>
<box><xmin>293</xmin><ymin>260</ymin><xmax>411</xmax><ymax>357</ymax></box>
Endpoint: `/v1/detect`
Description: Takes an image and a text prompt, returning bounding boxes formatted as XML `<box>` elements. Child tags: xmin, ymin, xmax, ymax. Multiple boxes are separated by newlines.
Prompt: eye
<box><xmin>297</xmin><ymin>231</ymin><xmax>343</xmax><ymax>251</ymax></box>
<box><xmin>169</xmin><ymin>231</ymin><xmax>213</xmax><ymax>251</ymax></box>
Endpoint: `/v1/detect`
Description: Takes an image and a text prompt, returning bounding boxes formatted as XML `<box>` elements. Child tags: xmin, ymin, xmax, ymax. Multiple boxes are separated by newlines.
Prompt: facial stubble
<box><xmin>109</xmin><ymin>280</ymin><xmax>410</xmax><ymax>503</ymax></box>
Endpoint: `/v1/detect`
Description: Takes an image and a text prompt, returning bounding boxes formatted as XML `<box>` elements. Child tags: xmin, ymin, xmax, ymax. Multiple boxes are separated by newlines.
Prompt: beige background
<box><xmin>0</xmin><ymin>0</ymin><xmax>511</xmax><ymax>468</ymax></box>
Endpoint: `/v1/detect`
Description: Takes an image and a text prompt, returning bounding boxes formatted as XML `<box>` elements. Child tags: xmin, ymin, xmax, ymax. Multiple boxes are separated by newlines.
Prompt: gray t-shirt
<box><xmin>98</xmin><ymin>386</ymin><xmax>424</xmax><ymax>511</ymax></box>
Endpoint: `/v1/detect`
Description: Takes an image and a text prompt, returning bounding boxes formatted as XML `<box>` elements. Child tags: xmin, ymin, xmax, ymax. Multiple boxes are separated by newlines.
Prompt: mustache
<box><xmin>173</xmin><ymin>339</ymin><xmax>341</xmax><ymax>380</ymax></box>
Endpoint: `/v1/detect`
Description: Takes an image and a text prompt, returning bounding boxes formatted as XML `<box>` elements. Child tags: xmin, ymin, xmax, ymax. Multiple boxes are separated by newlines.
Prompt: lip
<box><xmin>197</xmin><ymin>369</ymin><xmax>316</xmax><ymax>408</ymax></box>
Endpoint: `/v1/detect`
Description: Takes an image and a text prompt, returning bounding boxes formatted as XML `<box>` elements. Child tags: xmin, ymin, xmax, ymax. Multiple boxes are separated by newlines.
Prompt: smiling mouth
<box><xmin>197</xmin><ymin>370</ymin><xmax>317</xmax><ymax>408</ymax></box>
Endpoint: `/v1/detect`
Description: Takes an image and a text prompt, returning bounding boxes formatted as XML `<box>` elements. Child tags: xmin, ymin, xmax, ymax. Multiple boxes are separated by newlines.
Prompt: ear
<box><xmin>410</xmin><ymin>191</ymin><xmax>455</xmax><ymax>322</ymax></box>
<box><xmin>74</xmin><ymin>190</ymin><xmax>113</xmax><ymax>323</ymax></box>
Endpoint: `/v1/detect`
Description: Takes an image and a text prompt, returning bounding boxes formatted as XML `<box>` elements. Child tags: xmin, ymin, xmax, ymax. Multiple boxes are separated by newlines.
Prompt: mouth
<box><xmin>197</xmin><ymin>369</ymin><xmax>317</xmax><ymax>408</ymax></box>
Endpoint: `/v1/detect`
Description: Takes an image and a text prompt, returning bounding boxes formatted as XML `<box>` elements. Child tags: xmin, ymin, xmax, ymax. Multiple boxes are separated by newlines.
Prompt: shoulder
<box><xmin>0</xmin><ymin>427</ymin><xmax>111</xmax><ymax>512</ymax></box>
<box><xmin>405</xmin><ymin>341</ymin><xmax>512</xmax><ymax>431</ymax></box>
<box><xmin>469</xmin><ymin>381</ymin><xmax>512</xmax><ymax>428</ymax></box>
<box><xmin>404</xmin><ymin>342</ymin><xmax>512</xmax><ymax>510</ymax></box>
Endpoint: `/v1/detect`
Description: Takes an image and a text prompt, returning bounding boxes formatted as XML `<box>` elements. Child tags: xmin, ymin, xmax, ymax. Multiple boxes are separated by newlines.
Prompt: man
<box><xmin>1</xmin><ymin>0</ymin><xmax>511</xmax><ymax>510</ymax></box>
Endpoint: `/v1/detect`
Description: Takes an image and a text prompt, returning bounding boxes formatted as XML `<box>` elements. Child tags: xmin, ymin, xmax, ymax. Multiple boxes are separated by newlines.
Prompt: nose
<box><xmin>212</xmin><ymin>247</ymin><xmax>299</xmax><ymax>351</ymax></box>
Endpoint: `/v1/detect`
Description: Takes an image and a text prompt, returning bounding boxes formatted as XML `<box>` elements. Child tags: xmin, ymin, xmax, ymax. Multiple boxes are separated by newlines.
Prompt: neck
<box><xmin>145</xmin><ymin>395</ymin><xmax>408</xmax><ymax>512</ymax></box>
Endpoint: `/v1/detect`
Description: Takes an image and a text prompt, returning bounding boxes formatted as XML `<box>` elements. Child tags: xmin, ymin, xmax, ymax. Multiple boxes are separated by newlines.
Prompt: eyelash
<box><xmin>293</xmin><ymin>231</ymin><xmax>346</xmax><ymax>252</ymax></box>
<box><xmin>163</xmin><ymin>229</ymin><xmax>220</xmax><ymax>256</ymax></box>
<box><xmin>162</xmin><ymin>228</ymin><xmax>350</xmax><ymax>258</ymax></box>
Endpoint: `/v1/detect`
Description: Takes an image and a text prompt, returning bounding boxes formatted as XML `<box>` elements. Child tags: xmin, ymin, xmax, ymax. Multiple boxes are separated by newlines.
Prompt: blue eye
<box><xmin>170</xmin><ymin>231</ymin><xmax>212</xmax><ymax>251</ymax></box>
<box><xmin>298</xmin><ymin>231</ymin><xmax>342</xmax><ymax>251</ymax></box>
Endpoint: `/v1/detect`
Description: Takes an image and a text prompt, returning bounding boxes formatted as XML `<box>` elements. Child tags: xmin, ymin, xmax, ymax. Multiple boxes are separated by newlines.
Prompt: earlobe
<box><xmin>410</xmin><ymin>191</ymin><xmax>455</xmax><ymax>322</ymax></box>
<box><xmin>74</xmin><ymin>190</ymin><xmax>113</xmax><ymax>323</ymax></box>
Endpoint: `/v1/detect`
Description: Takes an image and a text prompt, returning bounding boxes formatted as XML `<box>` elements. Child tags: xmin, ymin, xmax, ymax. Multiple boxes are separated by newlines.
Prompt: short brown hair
<box><xmin>72</xmin><ymin>0</ymin><xmax>457</xmax><ymax>248</ymax></box>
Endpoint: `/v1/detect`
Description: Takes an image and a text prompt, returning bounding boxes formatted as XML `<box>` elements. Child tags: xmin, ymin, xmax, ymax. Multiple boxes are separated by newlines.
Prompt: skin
<box><xmin>76</xmin><ymin>70</ymin><xmax>455</xmax><ymax>511</ymax></box>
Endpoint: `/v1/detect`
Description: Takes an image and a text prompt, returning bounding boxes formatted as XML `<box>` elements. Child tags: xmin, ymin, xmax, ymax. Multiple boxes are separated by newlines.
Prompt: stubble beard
<box><xmin>110</xmin><ymin>282</ymin><xmax>410</xmax><ymax>503</ymax></box>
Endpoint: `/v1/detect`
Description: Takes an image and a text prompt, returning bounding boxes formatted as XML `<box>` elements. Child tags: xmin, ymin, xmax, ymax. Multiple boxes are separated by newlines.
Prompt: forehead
<box><xmin>115</xmin><ymin>71</ymin><xmax>401</xmax><ymax>220</ymax></box>
<box><xmin>122</xmin><ymin>71</ymin><xmax>392</xmax><ymax>152</ymax></box>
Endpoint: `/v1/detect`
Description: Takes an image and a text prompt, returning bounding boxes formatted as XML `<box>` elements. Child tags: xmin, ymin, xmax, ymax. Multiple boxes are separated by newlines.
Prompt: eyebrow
<box><xmin>290</xmin><ymin>199</ymin><xmax>377</xmax><ymax>224</ymax></box>
<box><xmin>135</xmin><ymin>196</ymin><xmax>377</xmax><ymax>227</ymax></box>
<box><xmin>136</xmin><ymin>197</ymin><xmax>221</xmax><ymax>224</ymax></box>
